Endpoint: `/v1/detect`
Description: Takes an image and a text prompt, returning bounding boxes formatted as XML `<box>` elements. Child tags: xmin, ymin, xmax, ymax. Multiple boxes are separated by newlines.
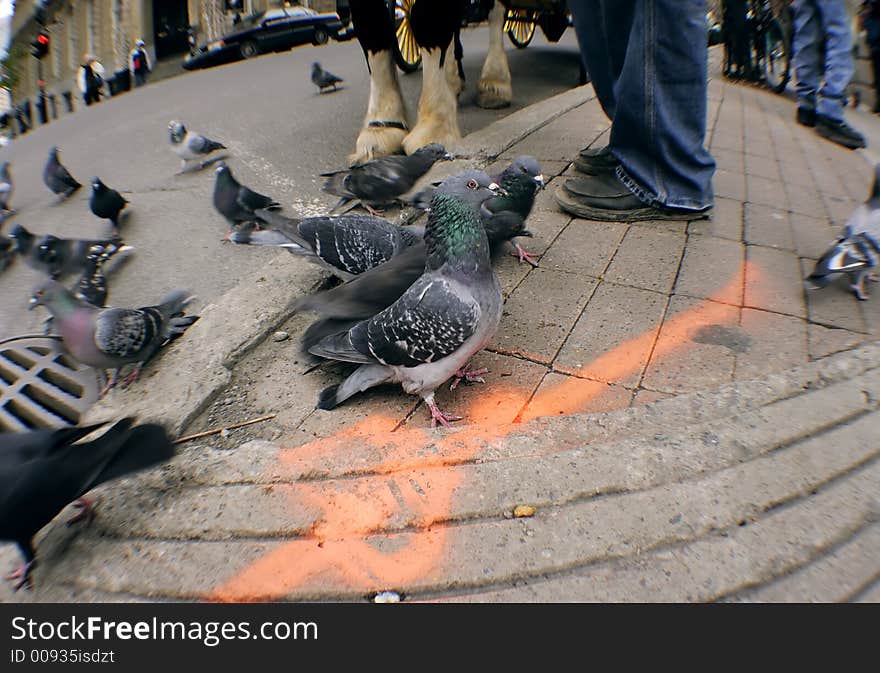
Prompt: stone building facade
<box><xmin>6</xmin><ymin>0</ymin><xmax>338</xmax><ymax>104</ymax></box>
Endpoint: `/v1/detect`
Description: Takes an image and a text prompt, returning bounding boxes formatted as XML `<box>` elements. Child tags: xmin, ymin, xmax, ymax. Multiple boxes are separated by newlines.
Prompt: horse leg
<box><xmin>403</xmin><ymin>0</ymin><xmax>463</xmax><ymax>154</ymax></box>
<box><xmin>477</xmin><ymin>1</ymin><xmax>512</xmax><ymax>109</ymax></box>
<box><xmin>349</xmin><ymin>0</ymin><xmax>409</xmax><ymax>164</ymax></box>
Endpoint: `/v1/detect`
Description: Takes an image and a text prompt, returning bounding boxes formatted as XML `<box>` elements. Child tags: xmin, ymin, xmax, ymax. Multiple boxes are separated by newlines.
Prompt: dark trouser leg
<box><xmin>872</xmin><ymin>48</ymin><xmax>880</xmax><ymax>111</ymax></box>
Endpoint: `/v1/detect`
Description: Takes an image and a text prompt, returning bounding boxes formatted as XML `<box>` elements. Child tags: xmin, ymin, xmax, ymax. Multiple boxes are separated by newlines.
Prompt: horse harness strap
<box><xmin>368</xmin><ymin>120</ymin><xmax>409</xmax><ymax>131</ymax></box>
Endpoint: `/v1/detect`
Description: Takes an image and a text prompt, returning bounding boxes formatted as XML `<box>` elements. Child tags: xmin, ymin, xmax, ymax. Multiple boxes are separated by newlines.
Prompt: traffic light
<box><xmin>31</xmin><ymin>32</ymin><xmax>50</xmax><ymax>59</ymax></box>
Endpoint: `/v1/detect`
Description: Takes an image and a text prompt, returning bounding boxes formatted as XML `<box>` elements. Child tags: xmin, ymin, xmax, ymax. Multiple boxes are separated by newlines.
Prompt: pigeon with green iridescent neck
<box><xmin>30</xmin><ymin>281</ymin><xmax>199</xmax><ymax>395</ymax></box>
<box><xmin>308</xmin><ymin>170</ymin><xmax>505</xmax><ymax>427</ymax></box>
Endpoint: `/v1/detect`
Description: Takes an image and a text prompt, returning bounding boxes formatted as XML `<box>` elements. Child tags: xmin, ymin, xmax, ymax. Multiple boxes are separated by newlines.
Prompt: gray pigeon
<box><xmin>0</xmin><ymin>160</ymin><xmax>14</xmax><ymax>213</ymax></box>
<box><xmin>321</xmin><ymin>143</ymin><xmax>452</xmax><ymax>215</ymax></box>
<box><xmin>308</xmin><ymin>170</ymin><xmax>505</xmax><ymax>427</ymax></box>
<box><xmin>168</xmin><ymin>120</ymin><xmax>227</xmax><ymax>173</ymax></box>
<box><xmin>0</xmin><ymin>419</ymin><xmax>174</xmax><ymax>590</ymax></box>
<box><xmin>231</xmin><ymin>208</ymin><xmax>424</xmax><ymax>280</ymax></box>
<box><xmin>213</xmin><ymin>162</ymin><xmax>282</xmax><ymax>230</ymax></box>
<box><xmin>30</xmin><ymin>281</ymin><xmax>198</xmax><ymax>395</ymax></box>
<box><xmin>312</xmin><ymin>61</ymin><xmax>343</xmax><ymax>93</ymax></box>
<box><xmin>805</xmin><ymin>163</ymin><xmax>880</xmax><ymax>300</ymax></box>
<box><xmin>7</xmin><ymin>224</ymin><xmax>133</xmax><ymax>280</ymax></box>
<box><xmin>43</xmin><ymin>146</ymin><xmax>82</xmax><ymax>200</ymax></box>
<box><xmin>89</xmin><ymin>177</ymin><xmax>129</xmax><ymax>235</ymax></box>
<box><xmin>72</xmin><ymin>244</ymin><xmax>111</xmax><ymax>307</ymax></box>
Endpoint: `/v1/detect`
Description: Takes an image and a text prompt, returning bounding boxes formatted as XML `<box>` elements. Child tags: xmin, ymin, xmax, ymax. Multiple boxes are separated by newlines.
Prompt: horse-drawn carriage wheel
<box><xmin>505</xmin><ymin>8</ymin><xmax>537</xmax><ymax>49</ymax></box>
<box><xmin>392</xmin><ymin>0</ymin><xmax>422</xmax><ymax>73</ymax></box>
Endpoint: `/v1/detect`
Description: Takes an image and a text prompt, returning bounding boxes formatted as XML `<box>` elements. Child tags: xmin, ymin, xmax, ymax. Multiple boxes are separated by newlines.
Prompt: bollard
<box><xmin>48</xmin><ymin>93</ymin><xmax>57</xmax><ymax>119</ymax></box>
<box><xmin>62</xmin><ymin>90</ymin><xmax>73</xmax><ymax>113</ymax></box>
<box><xmin>36</xmin><ymin>93</ymin><xmax>48</xmax><ymax>125</ymax></box>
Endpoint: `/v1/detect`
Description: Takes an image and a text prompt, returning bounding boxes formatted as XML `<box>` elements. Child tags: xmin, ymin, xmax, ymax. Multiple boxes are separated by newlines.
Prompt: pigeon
<box><xmin>230</xmin><ymin>208</ymin><xmax>424</xmax><ymax>280</ymax></box>
<box><xmin>412</xmin><ymin>156</ymin><xmax>544</xmax><ymax>266</ymax></box>
<box><xmin>168</xmin><ymin>120</ymin><xmax>227</xmax><ymax>173</ymax></box>
<box><xmin>7</xmin><ymin>225</ymin><xmax>133</xmax><ymax>280</ymax></box>
<box><xmin>72</xmin><ymin>244</ymin><xmax>111</xmax><ymax>307</ymax></box>
<box><xmin>213</xmin><ymin>162</ymin><xmax>282</xmax><ymax>231</ymax></box>
<box><xmin>312</xmin><ymin>61</ymin><xmax>343</xmax><ymax>93</ymax></box>
<box><xmin>0</xmin><ymin>235</ymin><xmax>13</xmax><ymax>273</ymax></box>
<box><xmin>308</xmin><ymin>170</ymin><xmax>505</xmax><ymax>427</ymax></box>
<box><xmin>0</xmin><ymin>419</ymin><xmax>175</xmax><ymax>590</ymax></box>
<box><xmin>0</xmin><ymin>160</ymin><xmax>14</xmax><ymax>213</ymax></box>
<box><xmin>43</xmin><ymin>146</ymin><xmax>82</xmax><ymax>200</ymax></box>
<box><xmin>321</xmin><ymin>143</ymin><xmax>452</xmax><ymax>216</ymax></box>
<box><xmin>805</xmin><ymin>163</ymin><xmax>880</xmax><ymax>300</ymax></box>
<box><xmin>30</xmin><ymin>280</ymin><xmax>199</xmax><ymax>394</ymax></box>
<box><xmin>89</xmin><ymin>177</ymin><xmax>129</xmax><ymax>235</ymax></box>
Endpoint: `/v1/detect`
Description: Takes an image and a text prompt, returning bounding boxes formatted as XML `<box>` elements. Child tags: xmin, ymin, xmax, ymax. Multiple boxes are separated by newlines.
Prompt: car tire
<box><xmin>312</xmin><ymin>26</ymin><xmax>329</xmax><ymax>46</ymax></box>
<box><xmin>240</xmin><ymin>40</ymin><xmax>259</xmax><ymax>59</ymax></box>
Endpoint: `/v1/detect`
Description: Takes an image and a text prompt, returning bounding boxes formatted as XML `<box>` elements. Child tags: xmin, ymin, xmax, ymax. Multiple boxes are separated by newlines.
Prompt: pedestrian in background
<box><xmin>791</xmin><ymin>0</ymin><xmax>866</xmax><ymax>148</ymax></box>
<box><xmin>129</xmin><ymin>39</ymin><xmax>152</xmax><ymax>88</ymax></box>
<box><xmin>78</xmin><ymin>54</ymin><xmax>105</xmax><ymax>106</ymax></box>
<box><xmin>555</xmin><ymin>0</ymin><xmax>715</xmax><ymax>222</ymax></box>
<box><xmin>860</xmin><ymin>0</ymin><xmax>880</xmax><ymax>113</ymax></box>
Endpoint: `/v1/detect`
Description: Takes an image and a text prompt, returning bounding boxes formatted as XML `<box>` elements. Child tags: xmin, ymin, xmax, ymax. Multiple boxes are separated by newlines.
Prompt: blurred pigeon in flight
<box><xmin>7</xmin><ymin>224</ymin><xmax>132</xmax><ymax>280</ymax></box>
<box><xmin>0</xmin><ymin>419</ymin><xmax>175</xmax><ymax>590</ymax></box>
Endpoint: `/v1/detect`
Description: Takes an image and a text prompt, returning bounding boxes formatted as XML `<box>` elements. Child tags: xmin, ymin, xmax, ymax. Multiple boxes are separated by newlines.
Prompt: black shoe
<box><xmin>815</xmin><ymin>115</ymin><xmax>866</xmax><ymax>149</ymax></box>
<box><xmin>555</xmin><ymin>174</ymin><xmax>711</xmax><ymax>222</ymax></box>
<box><xmin>574</xmin><ymin>145</ymin><xmax>619</xmax><ymax>176</ymax></box>
<box><xmin>796</xmin><ymin>107</ymin><xmax>817</xmax><ymax>127</ymax></box>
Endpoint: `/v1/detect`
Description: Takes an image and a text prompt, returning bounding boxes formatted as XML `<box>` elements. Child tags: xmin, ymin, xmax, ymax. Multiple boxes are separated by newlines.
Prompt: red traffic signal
<box><xmin>31</xmin><ymin>31</ymin><xmax>50</xmax><ymax>59</ymax></box>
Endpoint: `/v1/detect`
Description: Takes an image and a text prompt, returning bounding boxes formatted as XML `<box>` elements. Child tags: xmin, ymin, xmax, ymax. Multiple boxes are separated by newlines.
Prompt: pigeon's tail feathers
<box><xmin>231</xmin><ymin>227</ymin><xmax>302</xmax><ymax>249</ymax></box>
<box><xmin>166</xmin><ymin>314</ymin><xmax>199</xmax><ymax>338</ymax></box>
<box><xmin>92</xmin><ymin>422</ymin><xmax>175</xmax><ymax>487</ymax></box>
<box><xmin>318</xmin><ymin>364</ymin><xmax>392</xmax><ymax>410</ymax></box>
<box><xmin>203</xmin><ymin>138</ymin><xmax>226</xmax><ymax>153</ymax></box>
<box><xmin>321</xmin><ymin>171</ymin><xmax>352</xmax><ymax>198</ymax></box>
<box><xmin>156</xmin><ymin>289</ymin><xmax>197</xmax><ymax>320</ymax></box>
<box><xmin>309</xmin><ymin>329</ymin><xmax>374</xmax><ymax>364</ymax></box>
<box><xmin>254</xmin><ymin>208</ymin><xmax>302</xmax><ymax>231</ymax></box>
<box><xmin>301</xmin><ymin>317</ymin><xmax>361</xmax><ymax>356</ymax></box>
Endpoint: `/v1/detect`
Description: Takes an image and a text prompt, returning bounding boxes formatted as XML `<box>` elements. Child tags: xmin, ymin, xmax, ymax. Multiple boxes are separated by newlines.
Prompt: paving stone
<box><xmin>554</xmin><ymin>282</ymin><xmax>668</xmax><ymax>388</ymax></box>
<box><xmin>539</xmin><ymin>220</ymin><xmax>626</xmax><ymax>277</ymax></box>
<box><xmin>710</xmin><ymin>131</ymin><xmax>743</xmax><ymax>153</ymax></box>
<box><xmin>630</xmin><ymin>389</ymin><xmax>674</xmax><ymax>406</ymax></box>
<box><xmin>641</xmin><ymin>296</ymin><xmax>739</xmax><ymax>393</ymax></box>
<box><xmin>689</xmin><ymin>196</ymin><xmax>742</xmax><ymax>241</ymax></box>
<box><xmin>791</xmin><ymin>213</ymin><xmax>837</xmax><ymax>259</ymax></box>
<box><xmin>713</xmin><ymin>148</ymin><xmax>745</xmax><ymax>174</ymax></box>
<box><xmin>746</xmin><ymin>174</ymin><xmax>789</xmax><ymax>210</ymax></box>
<box><xmin>744</xmin><ymin>153</ymin><xmax>780</xmax><ymax>181</ymax></box>
<box><xmin>490</xmin><ymin>267</ymin><xmax>596</xmax><ymax>364</ymax></box>
<box><xmin>800</xmin><ymin>259</ymin><xmax>868</xmax><ymax>332</ymax></box>
<box><xmin>675</xmin><ymin>234</ymin><xmax>745</xmax><ymax>305</ymax></box>
<box><xmin>784</xmin><ymin>178</ymin><xmax>827</xmax><ymax>218</ymax></box>
<box><xmin>714</xmin><ymin>169</ymin><xmax>747</xmax><ymax>201</ymax></box>
<box><xmin>821</xmin><ymin>193</ymin><xmax>858</xmax><ymax>227</ymax></box>
<box><xmin>735</xmin><ymin>309</ymin><xmax>809</xmax><ymax>381</ymax></box>
<box><xmin>744</xmin><ymin>245</ymin><xmax>807</xmax><ymax>318</ymax></box>
<box><xmin>744</xmin><ymin>203</ymin><xmax>794</xmax><ymax>250</ymax></box>
<box><xmin>510</xmin><ymin>108</ymin><xmax>608</xmax><ymax>161</ymax></box>
<box><xmin>520</xmin><ymin>373</ymin><xmax>632</xmax><ymax>421</ymax></box>
<box><xmin>860</xmin><ymin>294</ymin><xmax>880</xmax><ymax>336</ymax></box>
<box><xmin>601</xmin><ymin>227</ymin><xmax>684</xmax><ymax>294</ymax></box>
<box><xmin>807</xmin><ymin>324</ymin><xmax>865</xmax><ymax>361</ymax></box>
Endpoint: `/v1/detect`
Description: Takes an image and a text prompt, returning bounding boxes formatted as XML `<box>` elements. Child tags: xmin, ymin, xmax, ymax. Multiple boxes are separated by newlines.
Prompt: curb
<box><xmin>82</xmin><ymin>85</ymin><xmax>595</xmax><ymax>435</ymax></box>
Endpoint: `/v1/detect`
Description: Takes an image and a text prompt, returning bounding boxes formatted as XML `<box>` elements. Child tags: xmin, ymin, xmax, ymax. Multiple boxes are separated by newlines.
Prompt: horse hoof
<box><xmin>476</xmin><ymin>78</ymin><xmax>512</xmax><ymax>109</ymax></box>
<box><xmin>350</xmin><ymin>124</ymin><xmax>407</xmax><ymax>164</ymax></box>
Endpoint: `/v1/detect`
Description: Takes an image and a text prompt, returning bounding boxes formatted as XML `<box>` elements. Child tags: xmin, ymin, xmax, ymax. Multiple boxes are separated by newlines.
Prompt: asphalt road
<box><xmin>0</xmin><ymin>24</ymin><xmax>581</xmax><ymax>339</ymax></box>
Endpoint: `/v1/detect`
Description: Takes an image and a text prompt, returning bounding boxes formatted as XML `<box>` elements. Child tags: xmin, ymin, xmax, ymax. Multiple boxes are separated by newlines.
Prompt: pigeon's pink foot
<box><xmin>426</xmin><ymin>396</ymin><xmax>462</xmax><ymax>428</ymax></box>
<box><xmin>869</xmin><ymin>272</ymin><xmax>879</xmax><ymax>282</ymax></box>
<box><xmin>99</xmin><ymin>370</ymin><xmax>118</xmax><ymax>398</ymax></box>
<box><xmin>5</xmin><ymin>560</ymin><xmax>35</xmax><ymax>591</ymax></box>
<box><xmin>450</xmin><ymin>363</ymin><xmax>489</xmax><ymax>391</ymax></box>
<box><xmin>364</xmin><ymin>204</ymin><xmax>385</xmax><ymax>217</ymax></box>
<box><xmin>67</xmin><ymin>496</ymin><xmax>99</xmax><ymax>526</ymax></box>
<box><xmin>511</xmin><ymin>242</ymin><xmax>540</xmax><ymax>267</ymax></box>
<box><xmin>122</xmin><ymin>363</ymin><xmax>143</xmax><ymax>388</ymax></box>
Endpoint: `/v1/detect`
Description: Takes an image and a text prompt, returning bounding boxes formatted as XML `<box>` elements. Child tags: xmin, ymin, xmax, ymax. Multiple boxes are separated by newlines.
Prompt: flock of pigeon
<box><xmin>0</xmin><ymin>105</ymin><xmax>545</xmax><ymax>590</ymax></box>
<box><xmin>1</xmin><ymin>84</ymin><xmax>877</xmax><ymax>592</ymax></box>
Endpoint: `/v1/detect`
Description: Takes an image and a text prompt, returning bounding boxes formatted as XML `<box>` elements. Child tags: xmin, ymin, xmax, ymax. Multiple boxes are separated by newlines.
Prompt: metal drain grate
<box><xmin>0</xmin><ymin>335</ymin><xmax>100</xmax><ymax>432</ymax></box>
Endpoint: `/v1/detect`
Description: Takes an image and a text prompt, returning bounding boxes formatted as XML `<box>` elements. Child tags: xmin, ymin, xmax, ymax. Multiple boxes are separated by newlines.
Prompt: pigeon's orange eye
<box><xmin>466</xmin><ymin>179</ymin><xmax>478</xmax><ymax>190</ymax></box>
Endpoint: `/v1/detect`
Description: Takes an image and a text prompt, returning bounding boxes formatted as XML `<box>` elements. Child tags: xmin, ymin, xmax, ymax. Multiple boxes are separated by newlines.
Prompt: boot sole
<box><xmin>555</xmin><ymin>185</ymin><xmax>711</xmax><ymax>222</ymax></box>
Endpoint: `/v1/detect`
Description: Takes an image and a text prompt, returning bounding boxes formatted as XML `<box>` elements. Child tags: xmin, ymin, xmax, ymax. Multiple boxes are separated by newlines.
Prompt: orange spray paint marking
<box><xmin>211</xmin><ymin>263</ymin><xmax>760</xmax><ymax>601</ymax></box>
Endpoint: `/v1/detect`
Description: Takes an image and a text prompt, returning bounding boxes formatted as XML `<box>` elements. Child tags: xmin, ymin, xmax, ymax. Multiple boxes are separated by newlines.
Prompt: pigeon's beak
<box><xmin>534</xmin><ymin>174</ymin><xmax>545</xmax><ymax>189</ymax></box>
<box><xmin>442</xmin><ymin>152</ymin><xmax>455</xmax><ymax>161</ymax></box>
<box><xmin>488</xmin><ymin>182</ymin><xmax>508</xmax><ymax>197</ymax></box>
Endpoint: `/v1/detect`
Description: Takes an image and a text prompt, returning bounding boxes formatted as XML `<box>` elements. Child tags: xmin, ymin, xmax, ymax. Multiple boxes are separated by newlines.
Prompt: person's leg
<box><xmin>872</xmin><ymin>47</ymin><xmax>880</xmax><ymax>112</ymax></box>
<box><xmin>559</xmin><ymin>0</ymin><xmax>714</xmax><ymax>217</ymax></box>
<box><xmin>791</xmin><ymin>0</ymin><xmax>822</xmax><ymax>123</ymax></box>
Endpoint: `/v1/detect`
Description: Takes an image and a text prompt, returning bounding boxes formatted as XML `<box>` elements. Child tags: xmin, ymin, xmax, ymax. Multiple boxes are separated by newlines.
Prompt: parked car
<box><xmin>183</xmin><ymin>6</ymin><xmax>347</xmax><ymax>71</ymax></box>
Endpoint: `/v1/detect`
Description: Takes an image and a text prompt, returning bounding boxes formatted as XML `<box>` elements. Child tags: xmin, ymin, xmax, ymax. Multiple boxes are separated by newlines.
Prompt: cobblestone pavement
<box><xmin>2</xmin><ymin>58</ymin><xmax>878</xmax><ymax>603</ymax></box>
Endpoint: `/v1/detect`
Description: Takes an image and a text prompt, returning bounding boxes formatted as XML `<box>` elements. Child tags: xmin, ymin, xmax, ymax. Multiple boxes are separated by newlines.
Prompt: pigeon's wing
<box><xmin>93</xmin><ymin>307</ymin><xmax>163</xmax><ymax>360</ymax></box>
<box><xmin>237</xmin><ymin>185</ymin><xmax>280</xmax><ymax>211</ymax></box>
<box><xmin>186</xmin><ymin>132</ymin><xmax>225</xmax><ymax>156</ymax></box>
<box><xmin>310</xmin><ymin>275</ymin><xmax>480</xmax><ymax>367</ymax></box>
<box><xmin>297</xmin><ymin>216</ymin><xmax>401</xmax><ymax>275</ymax></box>
<box><xmin>52</xmin><ymin>163</ymin><xmax>81</xmax><ymax>190</ymax></box>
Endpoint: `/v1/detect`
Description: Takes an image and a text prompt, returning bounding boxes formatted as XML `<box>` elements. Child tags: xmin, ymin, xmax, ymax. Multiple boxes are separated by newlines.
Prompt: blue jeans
<box><xmin>569</xmin><ymin>0</ymin><xmax>715</xmax><ymax>211</ymax></box>
<box><xmin>791</xmin><ymin>0</ymin><xmax>853</xmax><ymax>121</ymax></box>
